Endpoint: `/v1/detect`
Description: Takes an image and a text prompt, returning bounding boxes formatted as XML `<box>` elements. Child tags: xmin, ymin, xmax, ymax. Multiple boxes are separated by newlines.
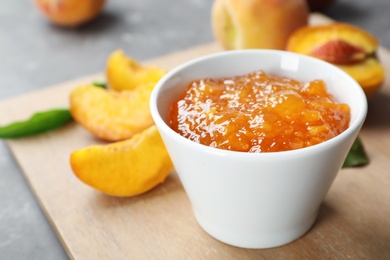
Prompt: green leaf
<box><xmin>92</xmin><ymin>81</ymin><xmax>107</xmax><ymax>89</ymax></box>
<box><xmin>0</xmin><ymin>108</ymin><xmax>73</xmax><ymax>139</ymax></box>
<box><xmin>342</xmin><ymin>136</ymin><xmax>369</xmax><ymax>168</ymax></box>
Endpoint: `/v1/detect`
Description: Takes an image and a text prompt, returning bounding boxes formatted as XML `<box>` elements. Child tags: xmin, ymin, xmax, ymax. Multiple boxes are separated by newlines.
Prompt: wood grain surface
<box><xmin>1</xmin><ymin>14</ymin><xmax>390</xmax><ymax>259</ymax></box>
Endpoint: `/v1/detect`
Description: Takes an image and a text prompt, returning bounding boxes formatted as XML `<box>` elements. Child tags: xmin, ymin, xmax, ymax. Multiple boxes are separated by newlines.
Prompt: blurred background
<box><xmin>0</xmin><ymin>0</ymin><xmax>389</xmax><ymax>258</ymax></box>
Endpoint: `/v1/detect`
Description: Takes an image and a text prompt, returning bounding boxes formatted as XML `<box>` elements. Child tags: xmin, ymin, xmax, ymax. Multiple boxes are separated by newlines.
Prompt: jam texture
<box><xmin>169</xmin><ymin>71</ymin><xmax>350</xmax><ymax>153</ymax></box>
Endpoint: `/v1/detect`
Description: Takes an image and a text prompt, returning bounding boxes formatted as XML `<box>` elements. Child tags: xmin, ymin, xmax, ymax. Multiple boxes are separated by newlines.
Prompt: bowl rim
<box><xmin>150</xmin><ymin>49</ymin><xmax>368</xmax><ymax>159</ymax></box>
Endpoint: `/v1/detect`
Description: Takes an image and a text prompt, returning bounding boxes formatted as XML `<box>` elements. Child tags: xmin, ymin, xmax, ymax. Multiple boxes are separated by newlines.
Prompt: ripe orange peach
<box><xmin>212</xmin><ymin>0</ymin><xmax>309</xmax><ymax>50</ymax></box>
<box><xmin>34</xmin><ymin>0</ymin><xmax>106</xmax><ymax>27</ymax></box>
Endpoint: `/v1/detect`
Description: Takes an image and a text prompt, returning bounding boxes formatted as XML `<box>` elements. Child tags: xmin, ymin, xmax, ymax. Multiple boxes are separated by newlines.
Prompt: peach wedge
<box><xmin>70</xmin><ymin>125</ymin><xmax>174</xmax><ymax>197</ymax></box>
<box><xmin>286</xmin><ymin>23</ymin><xmax>385</xmax><ymax>98</ymax></box>
<box><xmin>106</xmin><ymin>50</ymin><xmax>166</xmax><ymax>91</ymax></box>
<box><xmin>70</xmin><ymin>84</ymin><xmax>154</xmax><ymax>141</ymax></box>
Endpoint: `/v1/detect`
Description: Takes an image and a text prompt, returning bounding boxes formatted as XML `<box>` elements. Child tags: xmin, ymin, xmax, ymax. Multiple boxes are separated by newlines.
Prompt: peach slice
<box><xmin>70</xmin><ymin>125</ymin><xmax>174</xmax><ymax>197</ymax></box>
<box><xmin>106</xmin><ymin>50</ymin><xmax>166</xmax><ymax>91</ymax></box>
<box><xmin>69</xmin><ymin>84</ymin><xmax>154</xmax><ymax>141</ymax></box>
<box><xmin>286</xmin><ymin>23</ymin><xmax>385</xmax><ymax>98</ymax></box>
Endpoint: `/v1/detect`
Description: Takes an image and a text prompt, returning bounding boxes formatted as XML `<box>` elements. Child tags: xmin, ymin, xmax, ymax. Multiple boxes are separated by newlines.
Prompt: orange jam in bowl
<box><xmin>168</xmin><ymin>71</ymin><xmax>351</xmax><ymax>153</ymax></box>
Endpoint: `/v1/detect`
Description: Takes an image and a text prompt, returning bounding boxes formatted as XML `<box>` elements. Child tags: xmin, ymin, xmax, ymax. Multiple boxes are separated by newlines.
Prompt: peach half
<box><xmin>286</xmin><ymin>23</ymin><xmax>385</xmax><ymax>98</ymax></box>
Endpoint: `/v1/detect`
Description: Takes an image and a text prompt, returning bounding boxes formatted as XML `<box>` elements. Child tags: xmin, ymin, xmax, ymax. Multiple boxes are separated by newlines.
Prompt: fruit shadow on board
<box><xmin>90</xmin><ymin>172</ymin><xmax>182</xmax><ymax>209</ymax></box>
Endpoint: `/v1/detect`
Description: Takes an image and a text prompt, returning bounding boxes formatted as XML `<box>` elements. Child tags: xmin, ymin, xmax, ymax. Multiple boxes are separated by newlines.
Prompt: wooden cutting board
<box><xmin>1</xmin><ymin>14</ymin><xmax>390</xmax><ymax>259</ymax></box>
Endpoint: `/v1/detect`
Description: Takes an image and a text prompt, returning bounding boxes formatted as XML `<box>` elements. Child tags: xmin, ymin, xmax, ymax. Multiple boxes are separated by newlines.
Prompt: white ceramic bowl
<box><xmin>150</xmin><ymin>50</ymin><xmax>367</xmax><ymax>249</ymax></box>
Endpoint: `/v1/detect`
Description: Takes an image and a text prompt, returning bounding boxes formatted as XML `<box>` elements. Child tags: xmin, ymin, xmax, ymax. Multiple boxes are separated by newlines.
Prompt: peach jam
<box><xmin>168</xmin><ymin>71</ymin><xmax>350</xmax><ymax>153</ymax></box>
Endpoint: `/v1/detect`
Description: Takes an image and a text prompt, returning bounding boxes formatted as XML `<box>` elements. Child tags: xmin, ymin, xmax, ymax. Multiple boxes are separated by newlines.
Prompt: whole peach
<box><xmin>212</xmin><ymin>0</ymin><xmax>309</xmax><ymax>50</ymax></box>
<box><xmin>34</xmin><ymin>0</ymin><xmax>106</xmax><ymax>27</ymax></box>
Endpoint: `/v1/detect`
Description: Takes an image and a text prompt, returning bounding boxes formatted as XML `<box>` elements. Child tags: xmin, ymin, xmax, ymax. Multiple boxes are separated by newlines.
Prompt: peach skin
<box><xmin>212</xmin><ymin>0</ymin><xmax>309</xmax><ymax>50</ymax></box>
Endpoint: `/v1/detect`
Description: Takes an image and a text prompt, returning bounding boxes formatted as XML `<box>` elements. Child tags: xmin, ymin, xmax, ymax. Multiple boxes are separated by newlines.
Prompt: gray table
<box><xmin>1</xmin><ymin>0</ymin><xmax>389</xmax><ymax>259</ymax></box>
